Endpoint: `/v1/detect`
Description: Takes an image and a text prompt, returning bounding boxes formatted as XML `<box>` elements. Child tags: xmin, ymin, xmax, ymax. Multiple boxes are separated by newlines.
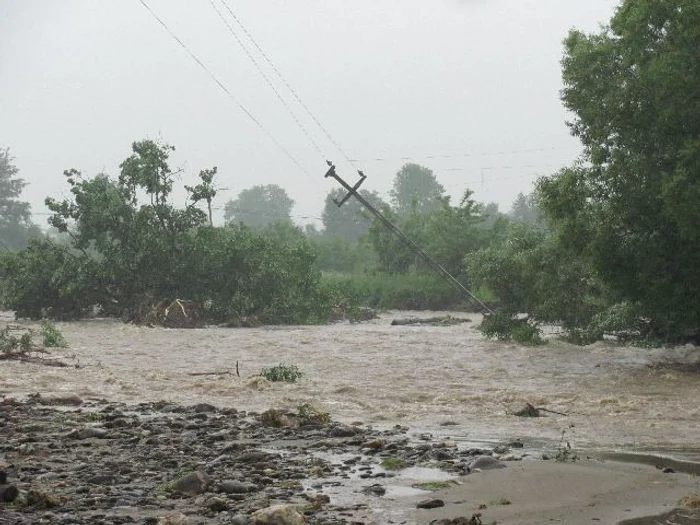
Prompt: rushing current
<box><xmin>1</xmin><ymin>311</ymin><xmax>698</xmax><ymax>458</ymax></box>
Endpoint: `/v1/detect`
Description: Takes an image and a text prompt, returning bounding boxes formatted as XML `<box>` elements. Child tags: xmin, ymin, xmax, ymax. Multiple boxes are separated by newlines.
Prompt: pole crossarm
<box><xmin>323</xmin><ymin>161</ymin><xmax>493</xmax><ymax>315</ymax></box>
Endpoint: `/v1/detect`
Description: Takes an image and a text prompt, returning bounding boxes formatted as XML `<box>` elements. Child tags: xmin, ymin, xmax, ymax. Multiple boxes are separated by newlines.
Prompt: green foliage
<box><xmin>368</xmin><ymin>190</ymin><xmax>499</xmax><ymax>277</ymax></box>
<box><xmin>311</xmin><ymin>236</ymin><xmax>375</xmax><ymax>273</ymax></box>
<box><xmin>478</xmin><ymin>313</ymin><xmax>545</xmax><ymax>346</ymax></box>
<box><xmin>224</xmin><ymin>184</ymin><xmax>294</xmax><ymax>227</ymax></box>
<box><xmin>40</xmin><ymin>320</ymin><xmax>67</xmax><ymax>348</ymax></box>
<box><xmin>538</xmin><ymin>0</ymin><xmax>700</xmax><ymax>341</ymax></box>
<box><xmin>185</xmin><ymin>167</ymin><xmax>218</xmax><ymax>226</ymax></box>
<box><xmin>390</xmin><ymin>163</ymin><xmax>446</xmax><ymax>216</ymax></box>
<box><xmin>379</xmin><ymin>457</ymin><xmax>407</xmax><ymax>470</ymax></box>
<box><xmin>467</xmin><ymin>222</ymin><xmax>601</xmax><ymax>332</ymax></box>
<box><xmin>260</xmin><ymin>364</ymin><xmax>303</xmax><ymax>383</ymax></box>
<box><xmin>0</xmin><ymin>148</ymin><xmax>41</xmax><ymax>251</ymax></box>
<box><xmin>321</xmin><ymin>188</ymin><xmax>387</xmax><ymax>241</ymax></box>
<box><xmin>320</xmin><ymin>272</ymin><xmax>465</xmax><ymax>311</ymax></box>
<box><xmin>2</xmin><ymin>140</ymin><xmax>334</xmax><ymax>325</ymax></box>
<box><xmin>0</xmin><ymin>238</ymin><xmax>101</xmax><ymax>320</ymax></box>
<box><xmin>0</xmin><ymin>325</ymin><xmax>31</xmax><ymax>353</ymax></box>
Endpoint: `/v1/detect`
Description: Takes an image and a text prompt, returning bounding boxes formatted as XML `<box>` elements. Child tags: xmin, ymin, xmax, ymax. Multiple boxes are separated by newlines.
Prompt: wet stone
<box><xmin>219</xmin><ymin>480</ymin><xmax>256</xmax><ymax>494</ymax></box>
<box><xmin>468</xmin><ymin>455</ymin><xmax>507</xmax><ymax>471</ymax></box>
<box><xmin>417</xmin><ymin>498</ymin><xmax>445</xmax><ymax>509</ymax></box>
<box><xmin>171</xmin><ymin>471</ymin><xmax>212</xmax><ymax>496</ymax></box>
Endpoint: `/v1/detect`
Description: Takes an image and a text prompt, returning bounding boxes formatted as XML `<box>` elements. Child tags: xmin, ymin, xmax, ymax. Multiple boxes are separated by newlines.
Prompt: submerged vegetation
<box><xmin>0</xmin><ymin>2</ymin><xmax>698</xmax><ymax>346</ymax></box>
<box><xmin>260</xmin><ymin>364</ymin><xmax>304</xmax><ymax>383</ymax></box>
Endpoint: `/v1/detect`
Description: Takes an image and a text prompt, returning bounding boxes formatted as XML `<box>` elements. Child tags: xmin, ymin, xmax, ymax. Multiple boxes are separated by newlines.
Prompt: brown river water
<box><xmin>2</xmin><ymin>311</ymin><xmax>699</xmax><ymax>459</ymax></box>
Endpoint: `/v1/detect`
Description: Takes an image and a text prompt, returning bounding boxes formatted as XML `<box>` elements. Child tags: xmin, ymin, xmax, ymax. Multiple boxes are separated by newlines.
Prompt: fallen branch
<box><xmin>187</xmin><ymin>370</ymin><xmax>233</xmax><ymax>377</ymax></box>
<box><xmin>391</xmin><ymin>316</ymin><xmax>471</xmax><ymax>326</ymax></box>
<box><xmin>510</xmin><ymin>402</ymin><xmax>569</xmax><ymax>417</ymax></box>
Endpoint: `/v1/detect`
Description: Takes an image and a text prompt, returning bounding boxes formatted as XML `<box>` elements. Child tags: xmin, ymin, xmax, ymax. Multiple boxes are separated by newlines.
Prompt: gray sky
<box><xmin>1</xmin><ymin>0</ymin><xmax>619</xmax><ymax>227</ymax></box>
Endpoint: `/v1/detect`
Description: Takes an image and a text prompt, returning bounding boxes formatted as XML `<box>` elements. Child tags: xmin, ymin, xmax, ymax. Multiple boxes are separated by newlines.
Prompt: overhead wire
<box><xmin>208</xmin><ymin>0</ymin><xmax>326</xmax><ymax>160</ymax></box>
<box><xmin>349</xmin><ymin>145</ymin><xmax>581</xmax><ymax>163</ymax></box>
<box><xmin>138</xmin><ymin>0</ymin><xmax>312</xmax><ymax>178</ymax></box>
<box><xmin>217</xmin><ymin>0</ymin><xmax>357</xmax><ymax>167</ymax></box>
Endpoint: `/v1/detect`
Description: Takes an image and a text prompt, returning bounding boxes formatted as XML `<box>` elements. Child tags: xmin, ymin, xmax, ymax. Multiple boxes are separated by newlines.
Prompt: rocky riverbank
<box><xmin>0</xmin><ymin>395</ymin><xmax>509</xmax><ymax>525</ymax></box>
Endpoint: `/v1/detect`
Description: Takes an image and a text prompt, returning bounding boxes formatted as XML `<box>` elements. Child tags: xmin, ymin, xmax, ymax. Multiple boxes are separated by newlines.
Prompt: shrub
<box><xmin>479</xmin><ymin>313</ymin><xmax>545</xmax><ymax>346</ymax></box>
<box><xmin>41</xmin><ymin>320</ymin><xmax>67</xmax><ymax>348</ymax></box>
<box><xmin>260</xmin><ymin>364</ymin><xmax>303</xmax><ymax>383</ymax></box>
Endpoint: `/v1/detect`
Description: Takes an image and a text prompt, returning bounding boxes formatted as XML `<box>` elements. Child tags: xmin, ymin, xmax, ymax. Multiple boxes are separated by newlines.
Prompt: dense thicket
<box><xmin>0</xmin><ymin>141</ymin><xmax>331</xmax><ymax>324</ymax></box>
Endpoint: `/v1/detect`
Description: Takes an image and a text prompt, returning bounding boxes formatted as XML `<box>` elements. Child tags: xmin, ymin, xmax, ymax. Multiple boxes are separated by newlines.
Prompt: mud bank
<box><xmin>2</xmin><ymin>396</ymin><xmax>699</xmax><ymax>525</ymax></box>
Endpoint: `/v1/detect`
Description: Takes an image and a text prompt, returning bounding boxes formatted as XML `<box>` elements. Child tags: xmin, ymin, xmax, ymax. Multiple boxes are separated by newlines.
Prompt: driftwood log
<box><xmin>391</xmin><ymin>316</ymin><xmax>471</xmax><ymax>326</ymax></box>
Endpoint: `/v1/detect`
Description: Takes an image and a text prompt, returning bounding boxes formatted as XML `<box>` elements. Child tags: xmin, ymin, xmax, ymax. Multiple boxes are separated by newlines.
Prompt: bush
<box><xmin>41</xmin><ymin>320</ymin><xmax>67</xmax><ymax>348</ymax></box>
<box><xmin>260</xmin><ymin>364</ymin><xmax>303</xmax><ymax>383</ymax></box>
<box><xmin>479</xmin><ymin>313</ymin><xmax>545</xmax><ymax>346</ymax></box>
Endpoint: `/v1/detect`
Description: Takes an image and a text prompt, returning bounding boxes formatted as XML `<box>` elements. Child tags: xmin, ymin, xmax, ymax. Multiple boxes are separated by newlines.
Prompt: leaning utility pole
<box><xmin>324</xmin><ymin>162</ymin><xmax>493</xmax><ymax>315</ymax></box>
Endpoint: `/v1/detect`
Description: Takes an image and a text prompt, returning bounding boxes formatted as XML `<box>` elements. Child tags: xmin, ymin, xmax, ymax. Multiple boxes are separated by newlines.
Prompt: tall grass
<box><xmin>321</xmin><ymin>272</ymin><xmax>489</xmax><ymax>311</ymax></box>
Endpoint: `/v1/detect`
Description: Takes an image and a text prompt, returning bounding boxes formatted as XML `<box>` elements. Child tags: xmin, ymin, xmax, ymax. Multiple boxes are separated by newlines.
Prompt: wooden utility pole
<box><xmin>324</xmin><ymin>162</ymin><xmax>493</xmax><ymax>315</ymax></box>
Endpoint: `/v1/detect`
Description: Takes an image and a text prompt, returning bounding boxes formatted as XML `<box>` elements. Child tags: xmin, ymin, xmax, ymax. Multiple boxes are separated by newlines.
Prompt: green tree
<box><xmin>390</xmin><ymin>163</ymin><xmax>446</xmax><ymax>216</ymax></box>
<box><xmin>0</xmin><ymin>149</ymin><xmax>40</xmax><ymax>250</ymax></box>
<box><xmin>45</xmin><ymin>140</ymin><xmax>210</xmax><ymax>314</ymax></box>
<box><xmin>185</xmin><ymin>167</ymin><xmax>218</xmax><ymax>226</ymax></box>
<box><xmin>537</xmin><ymin>0</ymin><xmax>700</xmax><ymax>340</ymax></box>
<box><xmin>321</xmin><ymin>188</ymin><xmax>387</xmax><ymax>241</ymax></box>
<box><xmin>508</xmin><ymin>192</ymin><xmax>542</xmax><ymax>225</ymax></box>
<box><xmin>224</xmin><ymin>184</ymin><xmax>294</xmax><ymax>227</ymax></box>
<box><xmin>368</xmin><ymin>190</ymin><xmax>497</xmax><ymax>276</ymax></box>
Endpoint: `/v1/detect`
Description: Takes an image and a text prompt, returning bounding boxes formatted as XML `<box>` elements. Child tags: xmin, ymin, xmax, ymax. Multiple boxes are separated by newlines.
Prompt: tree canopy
<box><xmin>390</xmin><ymin>163</ymin><xmax>446</xmax><ymax>216</ymax></box>
<box><xmin>536</xmin><ymin>0</ymin><xmax>700</xmax><ymax>339</ymax></box>
<box><xmin>0</xmin><ymin>149</ymin><xmax>40</xmax><ymax>250</ymax></box>
<box><xmin>321</xmin><ymin>187</ymin><xmax>386</xmax><ymax>241</ymax></box>
<box><xmin>224</xmin><ymin>184</ymin><xmax>294</xmax><ymax>227</ymax></box>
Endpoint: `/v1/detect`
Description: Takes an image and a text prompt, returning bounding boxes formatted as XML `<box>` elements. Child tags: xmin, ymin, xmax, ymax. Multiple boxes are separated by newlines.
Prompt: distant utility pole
<box><xmin>323</xmin><ymin>161</ymin><xmax>493</xmax><ymax>315</ymax></box>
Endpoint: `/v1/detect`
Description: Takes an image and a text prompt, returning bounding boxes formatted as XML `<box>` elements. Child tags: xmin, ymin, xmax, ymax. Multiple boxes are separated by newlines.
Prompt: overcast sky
<box><xmin>1</xmin><ymin>0</ymin><xmax>619</xmax><ymax>226</ymax></box>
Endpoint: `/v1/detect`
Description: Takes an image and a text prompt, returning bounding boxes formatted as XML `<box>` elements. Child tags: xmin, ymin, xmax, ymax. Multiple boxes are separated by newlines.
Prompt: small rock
<box><xmin>67</xmin><ymin>427</ymin><xmax>109</xmax><ymax>439</ymax></box>
<box><xmin>250</xmin><ymin>504</ymin><xmax>304</xmax><ymax>525</ymax></box>
<box><xmin>0</xmin><ymin>483</ymin><xmax>19</xmax><ymax>503</ymax></box>
<box><xmin>361</xmin><ymin>484</ymin><xmax>386</xmax><ymax>496</ymax></box>
<box><xmin>468</xmin><ymin>455</ymin><xmax>507</xmax><ymax>471</ymax></box>
<box><xmin>86</xmin><ymin>473</ymin><xmax>116</xmax><ymax>485</ymax></box>
<box><xmin>46</xmin><ymin>394</ymin><xmax>83</xmax><ymax>406</ymax></box>
<box><xmin>662</xmin><ymin>467</ymin><xmax>676</xmax><ymax>474</ymax></box>
<box><xmin>417</xmin><ymin>498</ymin><xmax>445</xmax><ymax>509</ymax></box>
<box><xmin>193</xmin><ymin>403</ymin><xmax>216</xmax><ymax>413</ymax></box>
<box><xmin>219</xmin><ymin>480</ymin><xmax>256</xmax><ymax>494</ymax></box>
<box><xmin>328</xmin><ymin>424</ymin><xmax>360</xmax><ymax>438</ymax></box>
<box><xmin>230</xmin><ymin>515</ymin><xmax>250</xmax><ymax>525</ymax></box>
<box><xmin>172</xmin><ymin>471</ymin><xmax>212</xmax><ymax>496</ymax></box>
<box><xmin>205</xmin><ymin>496</ymin><xmax>229</xmax><ymax>512</ymax></box>
<box><xmin>157</xmin><ymin>512</ymin><xmax>191</xmax><ymax>525</ymax></box>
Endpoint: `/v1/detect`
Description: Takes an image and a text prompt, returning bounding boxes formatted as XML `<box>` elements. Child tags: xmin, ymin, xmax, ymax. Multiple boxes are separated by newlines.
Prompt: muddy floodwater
<box><xmin>2</xmin><ymin>311</ymin><xmax>699</xmax><ymax>458</ymax></box>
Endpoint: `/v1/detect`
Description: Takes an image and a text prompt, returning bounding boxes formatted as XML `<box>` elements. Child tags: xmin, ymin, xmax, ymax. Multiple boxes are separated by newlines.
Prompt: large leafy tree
<box><xmin>537</xmin><ymin>0</ymin><xmax>700</xmax><ymax>339</ymax></box>
<box><xmin>0</xmin><ymin>149</ymin><xmax>40</xmax><ymax>250</ymax></box>
<box><xmin>321</xmin><ymin>187</ymin><xmax>387</xmax><ymax>241</ymax></box>
<box><xmin>45</xmin><ymin>140</ymin><xmax>210</xmax><ymax>313</ymax></box>
<box><xmin>224</xmin><ymin>184</ymin><xmax>294</xmax><ymax>227</ymax></box>
<box><xmin>390</xmin><ymin>163</ymin><xmax>446</xmax><ymax>216</ymax></box>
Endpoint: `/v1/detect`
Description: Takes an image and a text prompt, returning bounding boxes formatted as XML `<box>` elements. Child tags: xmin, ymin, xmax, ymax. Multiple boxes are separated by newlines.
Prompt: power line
<box><xmin>350</xmin><ymin>145</ymin><xmax>580</xmax><ymax>163</ymax></box>
<box><xmin>209</xmin><ymin>0</ymin><xmax>326</xmax><ymax>160</ymax></box>
<box><xmin>138</xmin><ymin>0</ymin><xmax>311</xmax><ymax>178</ymax></box>
<box><xmin>218</xmin><ymin>0</ymin><xmax>357</xmax><ymax>167</ymax></box>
